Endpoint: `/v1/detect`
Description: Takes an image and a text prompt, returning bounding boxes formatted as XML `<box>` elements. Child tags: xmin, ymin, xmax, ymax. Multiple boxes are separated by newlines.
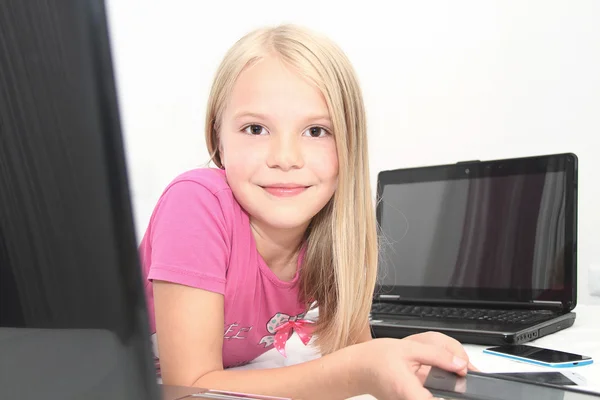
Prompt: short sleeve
<box><xmin>146</xmin><ymin>180</ymin><xmax>230</xmax><ymax>295</ymax></box>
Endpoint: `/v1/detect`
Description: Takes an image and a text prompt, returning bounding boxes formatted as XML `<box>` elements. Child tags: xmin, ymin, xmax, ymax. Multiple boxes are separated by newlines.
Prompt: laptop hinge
<box><xmin>374</xmin><ymin>295</ymin><xmax>565</xmax><ymax>310</ymax></box>
<box><xmin>531</xmin><ymin>300</ymin><xmax>565</xmax><ymax>310</ymax></box>
<box><xmin>531</xmin><ymin>300</ymin><xmax>562</xmax><ymax>306</ymax></box>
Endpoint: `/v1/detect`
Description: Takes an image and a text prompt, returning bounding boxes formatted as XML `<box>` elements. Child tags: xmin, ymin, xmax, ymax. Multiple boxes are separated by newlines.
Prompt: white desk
<box><xmin>234</xmin><ymin>305</ymin><xmax>600</xmax><ymax>399</ymax></box>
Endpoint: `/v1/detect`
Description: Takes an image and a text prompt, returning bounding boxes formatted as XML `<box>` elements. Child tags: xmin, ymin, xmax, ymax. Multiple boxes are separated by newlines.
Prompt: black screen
<box><xmin>488</xmin><ymin>345</ymin><xmax>591</xmax><ymax>363</ymax></box>
<box><xmin>379</xmin><ymin>172</ymin><xmax>567</xmax><ymax>291</ymax></box>
<box><xmin>489</xmin><ymin>372</ymin><xmax>577</xmax><ymax>386</ymax></box>
<box><xmin>0</xmin><ymin>1</ymin><xmax>159</xmax><ymax>399</ymax></box>
<box><xmin>425</xmin><ymin>368</ymin><xmax>598</xmax><ymax>400</ymax></box>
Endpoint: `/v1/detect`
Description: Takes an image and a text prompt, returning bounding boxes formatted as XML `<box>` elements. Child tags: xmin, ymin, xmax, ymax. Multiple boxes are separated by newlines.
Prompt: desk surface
<box><xmin>231</xmin><ymin>305</ymin><xmax>600</xmax><ymax>399</ymax></box>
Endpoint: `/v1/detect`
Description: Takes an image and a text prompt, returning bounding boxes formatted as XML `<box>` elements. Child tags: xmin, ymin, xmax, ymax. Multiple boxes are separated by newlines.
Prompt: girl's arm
<box><xmin>153</xmin><ymin>280</ymin><xmax>364</xmax><ymax>399</ymax></box>
<box><xmin>193</xmin><ymin>344</ymin><xmax>365</xmax><ymax>400</ymax></box>
<box><xmin>154</xmin><ymin>280</ymin><xmax>472</xmax><ymax>400</ymax></box>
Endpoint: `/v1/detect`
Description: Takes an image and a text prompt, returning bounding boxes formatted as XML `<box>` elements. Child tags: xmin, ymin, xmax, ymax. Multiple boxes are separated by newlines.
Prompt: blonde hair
<box><xmin>205</xmin><ymin>24</ymin><xmax>378</xmax><ymax>355</ymax></box>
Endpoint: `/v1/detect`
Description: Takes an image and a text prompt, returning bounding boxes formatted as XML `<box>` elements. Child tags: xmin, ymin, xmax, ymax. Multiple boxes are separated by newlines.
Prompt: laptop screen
<box><xmin>376</xmin><ymin>155</ymin><xmax>577</xmax><ymax>305</ymax></box>
<box><xmin>0</xmin><ymin>1</ymin><xmax>160</xmax><ymax>399</ymax></box>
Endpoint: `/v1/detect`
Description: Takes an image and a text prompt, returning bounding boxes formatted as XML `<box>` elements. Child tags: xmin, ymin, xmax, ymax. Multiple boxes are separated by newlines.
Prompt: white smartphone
<box><xmin>483</xmin><ymin>345</ymin><xmax>593</xmax><ymax>368</ymax></box>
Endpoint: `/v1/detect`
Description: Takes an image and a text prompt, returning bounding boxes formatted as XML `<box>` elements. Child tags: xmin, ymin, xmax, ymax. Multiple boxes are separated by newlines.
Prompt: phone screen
<box><xmin>487</xmin><ymin>345</ymin><xmax>591</xmax><ymax>363</ymax></box>
<box><xmin>489</xmin><ymin>372</ymin><xmax>578</xmax><ymax>386</ymax></box>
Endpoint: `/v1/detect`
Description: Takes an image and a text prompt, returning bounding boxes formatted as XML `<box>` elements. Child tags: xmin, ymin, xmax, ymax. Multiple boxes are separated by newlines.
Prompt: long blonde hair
<box><xmin>205</xmin><ymin>24</ymin><xmax>378</xmax><ymax>355</ymax></box>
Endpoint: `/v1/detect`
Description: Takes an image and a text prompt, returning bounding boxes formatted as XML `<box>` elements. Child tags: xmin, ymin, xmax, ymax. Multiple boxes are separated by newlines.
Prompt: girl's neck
<box><xmin>249</xmin><ymin>218</ymin><xmax>307</xmax><ymax>281</ymax></box>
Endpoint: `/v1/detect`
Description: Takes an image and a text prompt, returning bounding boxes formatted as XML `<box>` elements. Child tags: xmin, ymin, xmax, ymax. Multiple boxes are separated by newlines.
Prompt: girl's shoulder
<box><xmin>157</xmin><ymin>168</ymin><xmax>243</xmax><ymax>226</ymax></box>
<box><xmin>168</xmin><ymin>167</ymin><xmax>230</xmax><ymax>195</ymax></box>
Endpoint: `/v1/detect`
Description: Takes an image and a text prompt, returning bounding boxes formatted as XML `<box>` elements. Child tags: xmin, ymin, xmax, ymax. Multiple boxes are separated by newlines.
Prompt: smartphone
<box><xmin>487</xmin><ymin>371</ymin><xmax>587</xmax><ymax>386</ymax></box>
<box><xmin>483</xmin><ymin>345</ymin><xmax>593</xmax><ymax>368</ymax></box>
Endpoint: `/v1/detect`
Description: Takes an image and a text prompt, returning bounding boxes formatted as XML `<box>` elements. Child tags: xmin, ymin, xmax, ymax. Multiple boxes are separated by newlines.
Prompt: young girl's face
<box><xmin>219</xmin><ymin>55</ymin><xmax>338</xmax><ymax>231</ymax></box>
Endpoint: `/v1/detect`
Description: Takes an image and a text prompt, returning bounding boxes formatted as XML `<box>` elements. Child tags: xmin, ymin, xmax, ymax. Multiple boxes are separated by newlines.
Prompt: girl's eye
<box><xmin>303</xmin><ymin>126</ymin><xmax>329</xmax><ymax>138</ymax></box>
<box><xmin>243</xmin><ymin>124</ymin><xmax>267</xmax><ymax>135</ymax></box>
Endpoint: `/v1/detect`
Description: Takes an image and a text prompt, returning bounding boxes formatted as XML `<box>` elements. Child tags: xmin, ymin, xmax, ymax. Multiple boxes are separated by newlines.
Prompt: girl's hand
<box><xmin>354</xmin><ymin>335</ymin><xmax>472</xmax><ymax>400</ymax></box>
<box><xmin>403</xmin><ymin>331</ymin><xmax>479</xmax><ymax>384</ymax></box>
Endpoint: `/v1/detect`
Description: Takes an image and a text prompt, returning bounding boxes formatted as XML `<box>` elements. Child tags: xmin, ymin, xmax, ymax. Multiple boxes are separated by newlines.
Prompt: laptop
<box><xmin>0</xmin><ymin>1</ymin><xmax>290</xmax><ymax>399</ymax></box>
<box><xmin>369</xmin><ymin>153</ymin><xmax>578</xmax><ymax>345</ymax></box>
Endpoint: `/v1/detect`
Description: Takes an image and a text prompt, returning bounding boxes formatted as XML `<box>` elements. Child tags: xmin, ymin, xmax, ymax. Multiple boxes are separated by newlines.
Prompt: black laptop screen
<box><xmin>376</xmin><ymin>155</ymin><xmax>577</xmax><ymax>305</ymax></box>
<box><xmin>0</xmin><ymin>1</ymin><xmax>159</xmax><ymax>399</ymax></box>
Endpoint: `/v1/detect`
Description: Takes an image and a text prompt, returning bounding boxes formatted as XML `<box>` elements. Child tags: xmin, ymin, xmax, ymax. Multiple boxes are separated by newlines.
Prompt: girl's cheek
<box><xmin>306</xmin><ymin>141</ymin><xmax>339</xmax><ymax>176</ymax></box>
<box><xmin>224</xmin><ymin>141</ymin><xmax>266</xmax><ymax>171</ymax></box>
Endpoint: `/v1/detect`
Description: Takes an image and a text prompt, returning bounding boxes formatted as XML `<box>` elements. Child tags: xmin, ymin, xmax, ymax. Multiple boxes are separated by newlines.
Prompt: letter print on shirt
<box><xmin>223</xmin><ymin>322</ymin><xmax>253</xmax><ymax>340</ymax></box>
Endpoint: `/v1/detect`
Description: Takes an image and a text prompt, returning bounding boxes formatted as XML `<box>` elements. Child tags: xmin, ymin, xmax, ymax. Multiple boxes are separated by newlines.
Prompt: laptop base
<box><xmin>370</xmin><ymin>312</ymin><xmax>576</xmax><ymax>346</ymax></box>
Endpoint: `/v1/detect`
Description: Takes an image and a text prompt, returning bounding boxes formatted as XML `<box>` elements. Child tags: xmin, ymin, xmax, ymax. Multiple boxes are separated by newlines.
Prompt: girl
<box><xmin>139</xmin><ymin>24</ymin><xmax>473</xmax><ymax>400</ymax></box>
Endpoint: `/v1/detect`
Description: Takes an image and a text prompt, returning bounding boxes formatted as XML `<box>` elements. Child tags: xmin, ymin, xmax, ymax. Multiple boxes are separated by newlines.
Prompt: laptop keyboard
<box><xmin>371</xmin><ymin>303</ymin><xmax>555</xmax><ymax>324</ymax></box>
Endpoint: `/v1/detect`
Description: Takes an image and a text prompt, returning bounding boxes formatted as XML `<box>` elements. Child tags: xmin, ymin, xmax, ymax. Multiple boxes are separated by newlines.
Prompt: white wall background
<box><xmin>106</xmin><ymin>0</ymin><xmax>600</xmax><ymax>305</ymax></box>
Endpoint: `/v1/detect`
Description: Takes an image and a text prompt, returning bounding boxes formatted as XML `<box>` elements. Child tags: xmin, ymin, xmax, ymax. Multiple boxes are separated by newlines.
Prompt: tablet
<box><xmin>424</xmin><ymin>368</ymin><xmax>600</xmax><ymax>400</ymax></box>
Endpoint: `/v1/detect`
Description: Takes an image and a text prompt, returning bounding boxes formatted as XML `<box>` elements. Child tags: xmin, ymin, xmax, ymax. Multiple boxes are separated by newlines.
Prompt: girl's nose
<box><xmin>266</xmin><ymin>135</ymin><xmax>304</xmax><ymax>171</ymax></box>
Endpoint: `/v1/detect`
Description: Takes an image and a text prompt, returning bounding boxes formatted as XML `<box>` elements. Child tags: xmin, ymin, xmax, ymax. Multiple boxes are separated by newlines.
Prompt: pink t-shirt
<box><xmin>139</xmin><ymin>168</ymin><xmax>306</xmax><ymax>369</ymax></box>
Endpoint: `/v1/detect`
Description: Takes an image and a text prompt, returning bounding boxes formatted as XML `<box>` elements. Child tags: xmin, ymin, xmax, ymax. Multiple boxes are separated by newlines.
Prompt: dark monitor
<box><xmin>375</xmin><ymin>153</ymin><xmax>577</xmax><ymax>306</ymax></box>
<box><xmin>0</xmin><ymin>1</ymin><xmax>160</xmax><ymax>399</ymax></box>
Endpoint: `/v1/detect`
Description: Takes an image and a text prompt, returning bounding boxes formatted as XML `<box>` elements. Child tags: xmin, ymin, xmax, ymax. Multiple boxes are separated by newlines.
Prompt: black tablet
<box><xmin>424</xmin><ymin>368</ymin><xmax>600</xmax><ymax>400</ymax></box>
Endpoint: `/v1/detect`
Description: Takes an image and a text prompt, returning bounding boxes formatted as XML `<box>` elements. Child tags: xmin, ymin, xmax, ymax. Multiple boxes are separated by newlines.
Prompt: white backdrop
<box><xmin>106</xmin><ymin>0</ymin><xmax>600</xmax><ymax>304</ymax></box>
